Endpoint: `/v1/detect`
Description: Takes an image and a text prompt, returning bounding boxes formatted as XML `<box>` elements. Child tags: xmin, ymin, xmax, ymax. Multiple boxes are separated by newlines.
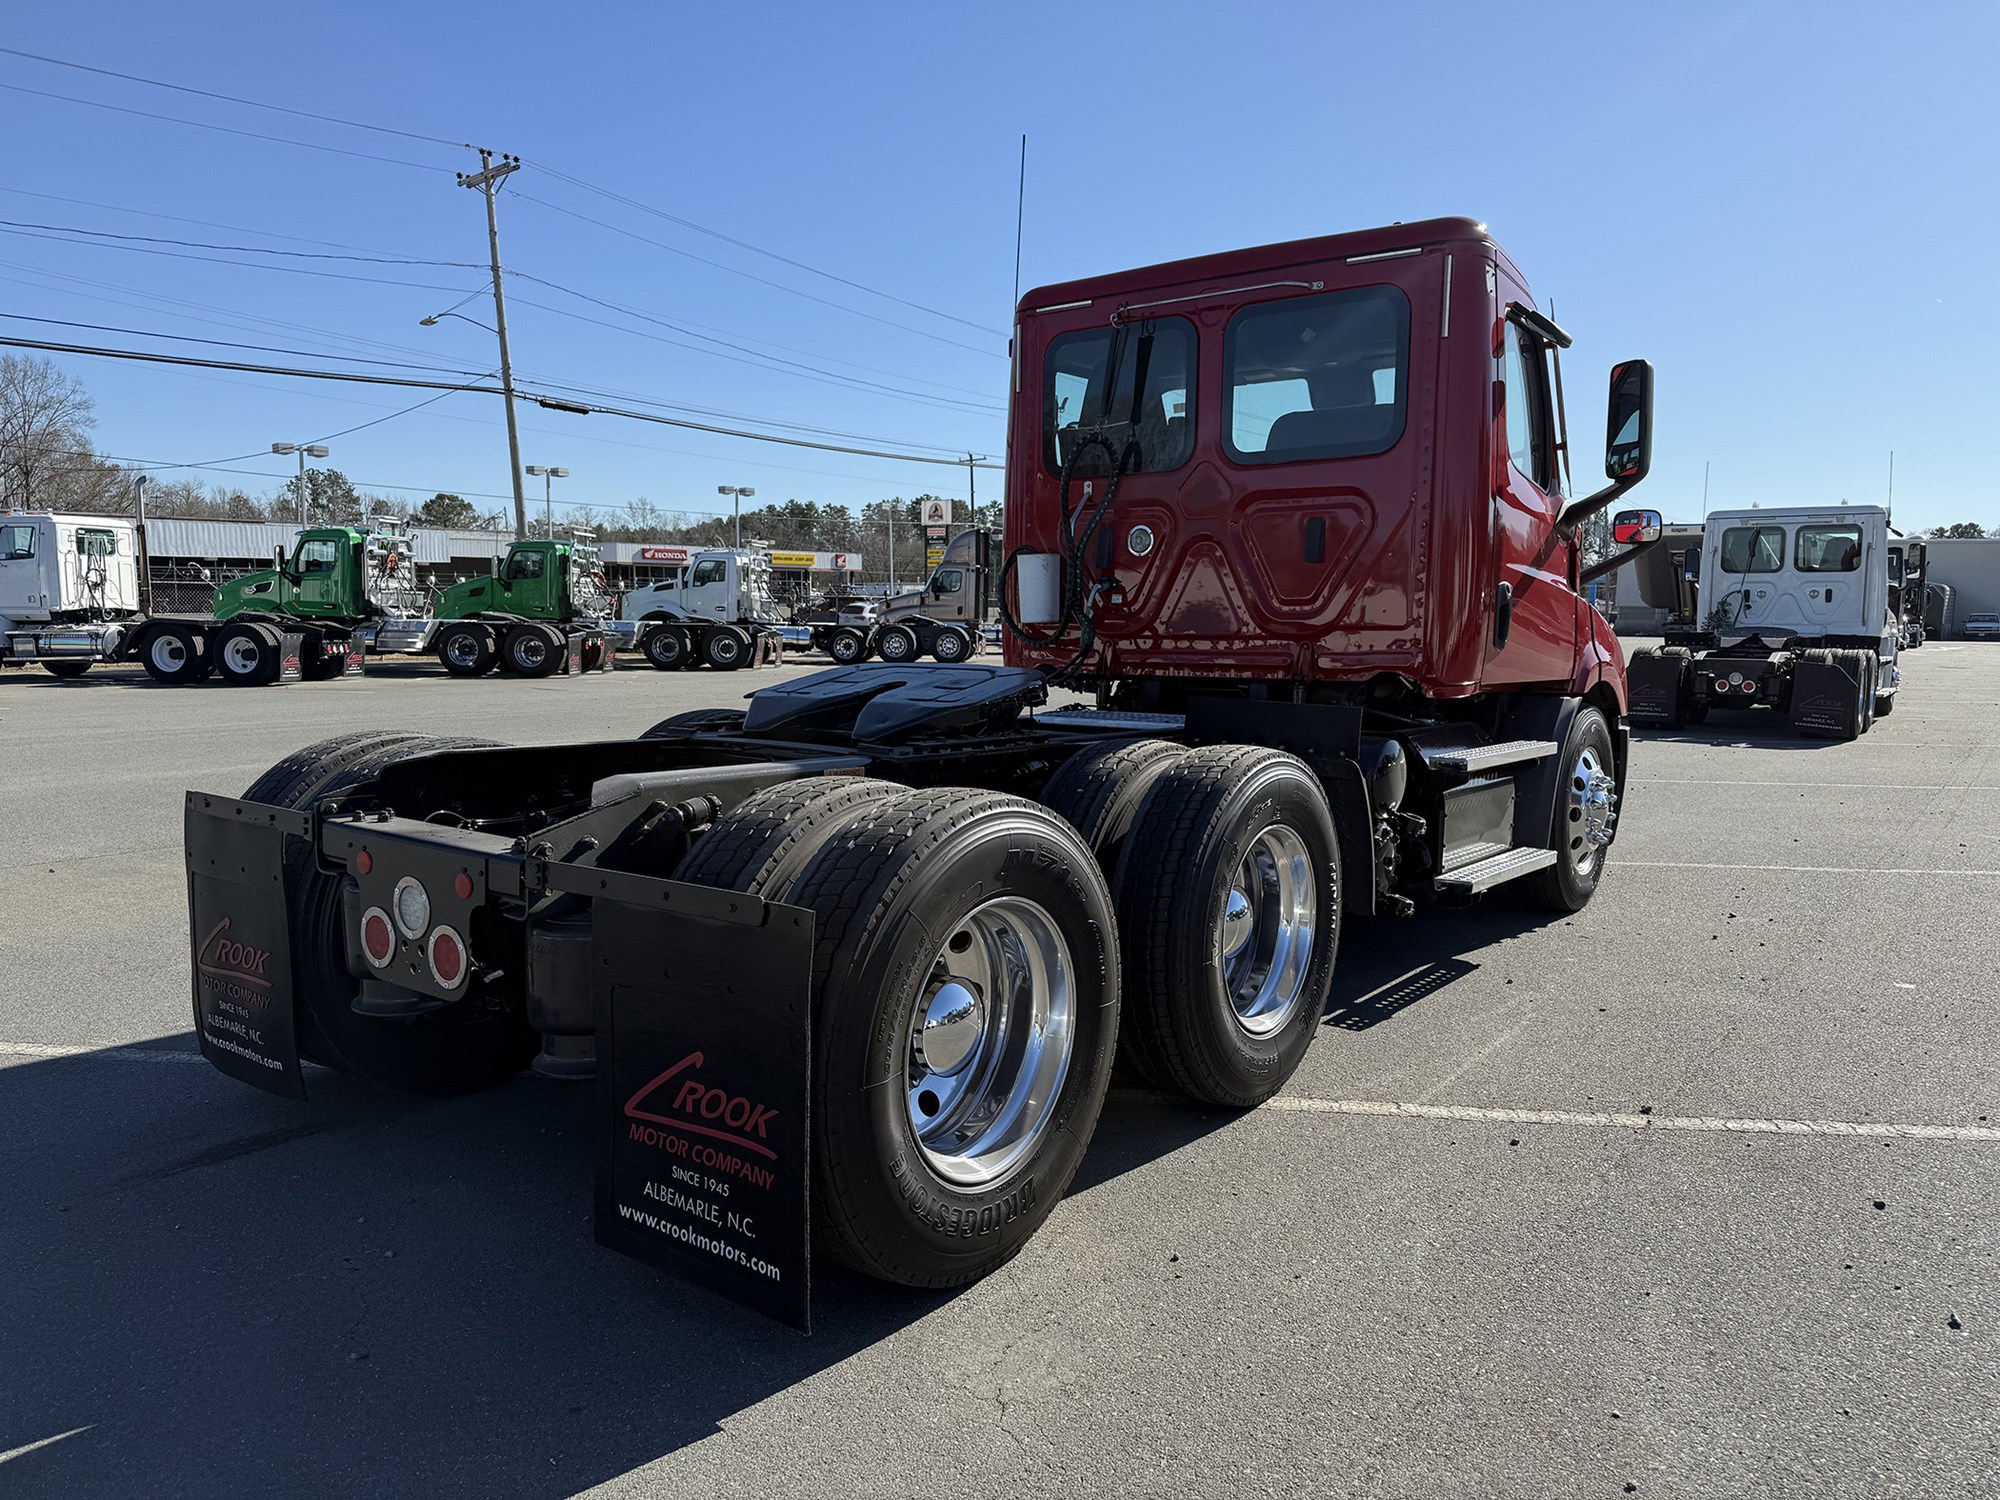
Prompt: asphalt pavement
<box><xmin>2</xmin><ymin>646</ymin><xmax>1997</xmax><ymax>1499</ymax></box>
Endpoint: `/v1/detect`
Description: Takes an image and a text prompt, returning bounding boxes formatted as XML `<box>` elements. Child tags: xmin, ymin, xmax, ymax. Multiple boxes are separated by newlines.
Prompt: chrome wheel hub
<box><xmin>445</xmin><ymin>634</ymin><xmax>480</xmax><ymax>666</ymax></box>
<box><xmin>1220</xmin><ymin>825</ymin><xmax>1316</xmax><ymax>1038</ymax></box>
<box><xmin>1567</xmin><ymin>745</ymin><xmax>1619</xmax><ymax>875</ymax></box>
<box><xmin>906</xmin><ymin>896</ymin><xmax>1074</xmax><ymax>1187</ymax></box>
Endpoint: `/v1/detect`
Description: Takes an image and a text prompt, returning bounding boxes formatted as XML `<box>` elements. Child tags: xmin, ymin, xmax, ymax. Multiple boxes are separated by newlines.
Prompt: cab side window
<box><xmin>297</xmin><ymin>539</ymin><xmax>339</xmax><ymax>574</ymax></box>
<box><xmin>932</xmin><ymin>569</ymin><xmax>964</xmax><ymax>594</ymax></box>
<box><xmin>508</xmin><ymin>550</ymin><xmax>546</xmax><ymax>581</ymax></box>
<box><xmin>690</xmin><ymin>560</ymin><xmax>727</xmax><ymax>586</ymax></box>
<box><xmin>1502</xmin><ymin>320</ymin><xmax>1554</xmax><ymax>492</ymax></box>
<box><xmin>0</xmin><ymin>524</ymin><xmax>35</xmax><ymax>559</ymax></box>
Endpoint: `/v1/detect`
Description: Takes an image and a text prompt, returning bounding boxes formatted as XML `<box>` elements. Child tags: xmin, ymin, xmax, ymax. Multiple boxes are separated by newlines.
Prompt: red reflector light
<box><xmin>427</xmin><ymin>926</ymin><xmax>467</xmax><ymax>990</ymax></box>
<box><xmin>1740</xmin><ymin>679</ymin><xmax>1757</xmax><ymax>696</ymax></box>
<box><xmin>1711</xmin><ymin>679</ymin><xmax>1729</xmax><ymax>694</ymax></box>
<box><xmin>355</xmin><ymin>848</ymin><xmax>373</xmax><ymax>875</ymax></box>
<box><xmin>361</xmin><ymin>908</ymin><xmax>395</xmax><ymax>968</ymax></box>
<box><xmin>454</xmin><ymin>871</ymin><xmax>474</xmax><ymax>901</ymax></box>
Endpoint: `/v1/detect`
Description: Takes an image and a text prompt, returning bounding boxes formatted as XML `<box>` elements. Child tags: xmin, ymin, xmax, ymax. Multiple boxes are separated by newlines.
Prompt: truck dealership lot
<box><xmin>4</xmin><ymin>649</ymin><xmax>1998</xmax><ymax>1498</ymax></box>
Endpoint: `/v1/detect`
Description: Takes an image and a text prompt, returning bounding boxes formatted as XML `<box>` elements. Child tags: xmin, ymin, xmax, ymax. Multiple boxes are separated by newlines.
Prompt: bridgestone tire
<box><xmin>875</xmin><ymin>624</ymin><xmax>919</xmax><ymax>663</ymax></box>
<box><xmin>639</xmin><ymin>708</ymin><xmax>746</xmax><ymax>740</ymax></box>
<box><xmin>42</xmin><ymin>661</ymin><xmax>91</xmax><ymax>679</ymax></box>
<box><xmin>248</xmin><ymin>733</ymin><xmax>535</xmax><ymax>1095</ymax></box>
<box><xmin>930</xmin><ymin>629</ymin><xmax>972</xmax><ymax>664</ymax></box>
<box><xmin>770</xmin><ymin>788</ymin><xmax>1119</xmax><ymax>1287</ymax></box>
<box><xmin>673</xmin><ymin>777</ymin><xmax>905</xmax><ymax>895</ymax></box>
<box><xmin>826</xmin><ymin>628</ymin><xmax>867</xmax><ymax>664</ymax></box>
<box><xmin>435</xmin><ymin>622</ymin><xmax>497</xmax><ymax>678</ymax></box>
<box><xmin>502</xmin><ymin>622</ymin><xmax>561</xmax><ymax>678</ymax></box>
<box><xmin>1523</xmin><ymin>706</ymin><xmax>1618</xmax><ymax>913</ymax></box>
<box><xmin>641</xmin><ymin>624</ymin><xmax>690</xmax><ymax>671</ymax></box>
<box><xmin>1114</xmin><ymin>747</ymin><xmax>1338</xmax><ymax>1107</ymax></box>
<box><xmin>703</xmin><ymin>626</ymin><xmax>750</xmax><ymax>671</ymax></box>
<box><xmin>214</xmin><ymin>622</ymin><xmax>283</xmax><ymax>686</ymax></box>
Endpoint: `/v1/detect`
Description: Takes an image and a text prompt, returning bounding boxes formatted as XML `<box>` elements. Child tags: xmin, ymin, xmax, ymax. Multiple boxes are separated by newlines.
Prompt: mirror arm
<box><xmin>1559</xmin><ymin>475</ymin><xmax>1638</xmax><ymax>535</ymax></box>
<box><xmin>1578</xmin><ymin>533</ymin><xmax>1665</xmax><ymax>589</ymax></box>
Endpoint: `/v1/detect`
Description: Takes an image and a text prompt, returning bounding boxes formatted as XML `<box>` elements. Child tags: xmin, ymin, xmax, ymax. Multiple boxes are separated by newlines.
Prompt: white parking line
<box><xmin>1620</xmin><ymin>861</ymin><xmax>2000</xmax><ymax>876</ymax></box>
<box><xmin>1259</xmin><ymin>1095</ymin><xmax>2000</xmax><ymax>1142</ymax></box>
<box><xmin>0</xmin><ymin>1040</ymin><xmax>204</xmax><ymax>1065</ymax></box>
<box><xmin>0</xmin><ymin>1428</ymin><xmax>93</xmax><ymax>1466</ymax></box>
<box><xmin>1634</xmin><ymin>780</ymin><xmax>1999</xmax><ymax>791</ymax></box>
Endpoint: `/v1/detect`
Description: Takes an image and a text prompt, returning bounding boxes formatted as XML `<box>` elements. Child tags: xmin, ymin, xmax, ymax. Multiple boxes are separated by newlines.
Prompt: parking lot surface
<box><xmin>3</xmin><ymin>647</ymin><xmax>1997</xmax><ymax>1499</ymax></box>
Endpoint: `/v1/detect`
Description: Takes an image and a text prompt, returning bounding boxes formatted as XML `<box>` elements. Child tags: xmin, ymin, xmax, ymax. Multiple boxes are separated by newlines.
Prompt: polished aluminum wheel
<box><xmin>1566</xmin><ymin>744</ymin><xmax>1619</xmax><ymax>875</ymax></box>
<box><xmin>906</xmin><ymin>896</ymin><xmax>1075</xmax><ymax>1187</ymax></box>
<box><xmin>514</xmin><ymin>634</ymin><xmax>549</xmax><ymax>669</ymax></box>
<box><xmin>1219</xmin><ymin>824</ymin><xmax>1317</xmax><ymax>1037</ymax></box>
<box><xmin>443</xmin><ymin>631</ymin><xmax>483</xmax><ymax>669</ymax></box>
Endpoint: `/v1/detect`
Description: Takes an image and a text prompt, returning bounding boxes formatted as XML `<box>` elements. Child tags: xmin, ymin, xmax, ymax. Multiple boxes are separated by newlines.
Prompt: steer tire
<box><xmin>1113</xmin><ymin>747</ymin><xmax>1338</xmax><ymax>1108</ymax></box>
<box><xmin>1522</xmin><ymin>706</ymin><xmax>1619</xmax><ymax>913</ymax></box>
<box><xmin>141</xmin><ymin>622</ymin><xmax>208</xmax><ymax>685</ymax></box>
<box><xmin>673</xmin><ymin>777</ymin><xmax>906</xmax><ymax>895</ymax></box>
<box><xmin>764</xmin><ymin>787</ymin><xmax>1119</xmax><ymax>1287</ymax></box>
<box><xmin>42</xmin><ymin>660</ymin><xmax>92</xmax><ymax>679</ymax></box>
<box><xmin>639</xmin><ymin>708</ymin><xmax>747</xmax><ymax>740</ymax></box>
<box><xmin>702</xmin><ymin>625</ymin><xmax>750</xmax><ymax>671</ymax></box>
<box><xmin>640</xmin><ymin>624</ymin><xmax>690</xmax><ymax>671</ymax></box>
<box><xmin>256</xmin><ymin>733</ymin><xmax>533</xmax><ymax>1095</ymax></box>
<box><xmin>502</xmin><ymin>622</ymin><xmax>561</xmax><ymax>678</ymax></box>
<box><xmin>435</xmin><ymin>622</ymin><xmax>497</xmax><ymax>678</ymax></box>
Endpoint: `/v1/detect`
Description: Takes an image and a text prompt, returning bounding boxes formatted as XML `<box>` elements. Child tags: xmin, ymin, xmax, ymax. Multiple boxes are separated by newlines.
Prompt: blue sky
<box><xmin>1</xmin><ymin>1</ymin><xmax>1994</xmax><ymax>532</ymax></box>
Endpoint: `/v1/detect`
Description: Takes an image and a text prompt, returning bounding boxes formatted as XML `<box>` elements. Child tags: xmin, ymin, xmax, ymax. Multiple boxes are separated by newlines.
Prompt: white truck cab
<box><xmin>1700</xmin><ymin>505</ymin><xmax>1896</xmax><ymax>654</ymax></box>
<box><xmin>619</xmin><ymin>548</ymin><xmax>778</xmax><ymax>627</ymax></box>
<box><xmin>0</xmin><ymin>512</ymin><xmax>144</xmax><ymax>675</ymax></box>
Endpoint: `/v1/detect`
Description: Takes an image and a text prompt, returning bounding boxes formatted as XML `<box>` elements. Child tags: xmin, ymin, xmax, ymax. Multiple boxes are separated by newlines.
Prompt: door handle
<box><xmin>1493</xmin><ymin>582</ymin><xmax>1513</xmax><ymax>650</ymax></box>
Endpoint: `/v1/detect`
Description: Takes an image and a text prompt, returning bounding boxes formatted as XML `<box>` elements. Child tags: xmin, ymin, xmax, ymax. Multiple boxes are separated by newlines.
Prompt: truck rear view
<box><xmin>180</xmin><ymin>216</ymin><xmax>1659</xmax><ymax>1325</ymax></box>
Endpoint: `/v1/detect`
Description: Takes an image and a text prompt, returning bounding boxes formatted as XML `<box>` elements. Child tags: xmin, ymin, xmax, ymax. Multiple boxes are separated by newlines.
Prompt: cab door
<box><xmin>501</xmin><ymin>546</ymin><xmax>555</xmax><ymax>616</ymax></box>
<box><xmin>290</xmin><ymin>536</ymin><xmax>347</xmax><ymax>617</ymax></box>
<box><xmin>1485</xmin><ymin>304</ymin><xmax>1575</xmax><ymax>685</ymax></box>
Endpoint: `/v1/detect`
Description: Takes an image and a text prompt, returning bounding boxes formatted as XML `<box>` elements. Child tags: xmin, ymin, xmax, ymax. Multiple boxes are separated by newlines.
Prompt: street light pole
<box><xmin>458</xmin><ymin>149</ymin><xmax>528</xmax><ymax>541</ymax></box>
<box><xmin>717</xmin><ymin>484</ymin><xmax>755</xmax><ymax>549</ymax></box>
<box><xmin>271</xmin><ymin>442</ymin><xmax>330</xmax><ymax>526</ymax></box>
<box><xmin>525</xmin><ymin>465</ymin><xmax>569</xmax><ymax>539</ymax></box>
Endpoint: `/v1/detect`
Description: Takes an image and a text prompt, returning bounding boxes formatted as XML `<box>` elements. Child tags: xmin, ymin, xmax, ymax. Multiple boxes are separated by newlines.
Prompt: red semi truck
<box><xmin>182</xmin><ymin>217</ymin><xmax>1658</xmax><ymax>1326</ymax></box>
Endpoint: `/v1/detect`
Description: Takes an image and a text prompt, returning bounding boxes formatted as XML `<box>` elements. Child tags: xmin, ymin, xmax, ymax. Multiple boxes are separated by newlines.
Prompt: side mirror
<box><xmin>1604</xmin><ymin>359</ymin><xmax>1654</xmax><ymax>483</ymax></box>
<box><xmin>1611</xmin><ymin>509</ymin><xmax>1662</xmax><ymax>545</ymax></box>
<box><xmin>930</xmin><ymin>576</ymin><xmax>946</xmax><ymax>597</ymax></box>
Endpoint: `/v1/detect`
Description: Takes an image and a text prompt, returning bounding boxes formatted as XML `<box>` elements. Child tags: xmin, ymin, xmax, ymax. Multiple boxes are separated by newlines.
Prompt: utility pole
<box><xmin>459</xmin><ymin>149</ymin><xmax>528</xmax><ymax>540</ymax></box>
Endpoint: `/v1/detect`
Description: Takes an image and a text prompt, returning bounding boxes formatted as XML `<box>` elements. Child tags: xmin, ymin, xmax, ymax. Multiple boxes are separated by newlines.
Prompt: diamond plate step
<box><xmin>1434</xmin><ymin>845</ymin><xmax>1559</xmax><ymax>894</ymax></box>
<box><xmin>1421</xmin><ymin>739</ymin><xmax>1559</xmax><ymax>774</ymax></box>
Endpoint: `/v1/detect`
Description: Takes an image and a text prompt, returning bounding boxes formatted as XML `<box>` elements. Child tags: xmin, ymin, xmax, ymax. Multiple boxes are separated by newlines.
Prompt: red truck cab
<box><xmin>1004</xmin><ymin>216</ymin><xmax>1648</xmax><ymax>718</ymax></box>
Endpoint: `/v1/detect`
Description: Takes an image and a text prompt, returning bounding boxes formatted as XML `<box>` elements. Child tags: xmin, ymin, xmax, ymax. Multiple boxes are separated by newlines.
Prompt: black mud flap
<box><xmin>1788</xmin><ymin>660</ymin><xmax>1855</xmax><ymax>737</ymax></box>
<box><xmin>576</xmin><ymin>866</ymin><xmax>815</xmax><ymax>1330</ymax></box>
<box><xmin>277</xmin><ymin>631</ymin><xmax>306</xmax><ymax>683</ymax></box>
<box><xmin>184</xmin><ymin>794</ymin><xmax>311</xmax><ymax>1099</ymax></box>
<box><xmin>1626</xmin><ymin>652</ymin><xmax>1684</xmax><ymax>726</ymax></box>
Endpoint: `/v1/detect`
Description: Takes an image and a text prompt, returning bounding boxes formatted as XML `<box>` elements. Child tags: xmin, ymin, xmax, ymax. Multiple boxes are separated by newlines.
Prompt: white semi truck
<box><xmin>0</xmin><ymin>512</ymin><xmax>144</xmax><ymax>676</ymax></box>
<box><xmin>1628</xmin><ymin>504</ymin><xmax>1901</xmax><ymax>738</ymax></box>
<box><xmin>617</xmin><ymin>548</ymin><xmax>791</xmax><ymax>670</ymax></box>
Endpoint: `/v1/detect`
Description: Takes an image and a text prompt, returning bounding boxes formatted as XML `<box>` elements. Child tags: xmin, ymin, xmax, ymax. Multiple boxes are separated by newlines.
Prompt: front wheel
<box><xmin>1523</xmin><ymin>706</ymin><xmax>1619</xmax><ymax>912</ymax></box>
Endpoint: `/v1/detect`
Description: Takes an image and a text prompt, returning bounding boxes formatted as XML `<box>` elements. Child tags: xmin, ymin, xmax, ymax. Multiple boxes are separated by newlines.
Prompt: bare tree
<box><xmin>0</xmin><ymin>354</ymin><xmax>97</xmax><ymax>509</ymax></box>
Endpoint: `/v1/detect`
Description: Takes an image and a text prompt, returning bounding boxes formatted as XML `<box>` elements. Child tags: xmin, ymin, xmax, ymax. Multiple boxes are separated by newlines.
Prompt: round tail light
<box><xmin>1739</xmin><ymin>679</ymin><xmax>1757</xmax><ymax>696</ymax></box>
<box><xmin>453</xmin><ymin>871</ymin><xmax>475</xmax><ymax>901</ymax></box>
<box><xmin>427</xmin><ymin>926</ymin><xmax>468</xmax><ymax>990</ymax></box>
<box><xmin>361</xmin><ymin>907</ymin><xmax>396</xmax><ymax>969</ymax></box>
<box><xmin>1711</xmin><ymin>678</ymin><xmax>1730</xmax><ymax>694</ymax></box>
<box><xmin>392</xmin><ymin>876</ymin><xmax>431</xmax><ymax>938</ymax></box>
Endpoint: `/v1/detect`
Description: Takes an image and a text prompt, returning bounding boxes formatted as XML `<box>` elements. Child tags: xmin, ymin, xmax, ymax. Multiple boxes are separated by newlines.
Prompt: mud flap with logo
<box><xmin>1788</xmin><ymin>659</ymin><xmax>1856</xmax><ymax>737</ymax></box>
<box><xmin>580</xmin><ymin>868</ymin><xmax>814</xmax><ymax>1330</ymax></box>
<box><xmin>184</xmin><ymin>794</ymin><xmax>311</xmax><ymax>1099</ymax></box>
<box><xmin>1626</xmin><ymin>651</ymin><xmax>1685</xmax><ymax>725</ymax></box>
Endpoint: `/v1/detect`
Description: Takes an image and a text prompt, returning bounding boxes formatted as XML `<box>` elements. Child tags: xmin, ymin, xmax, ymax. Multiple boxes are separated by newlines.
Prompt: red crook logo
<box><xmin>197</xmin><ymin>917</ymin><xmax>273</xmax><ymax>991</ymax></box>
<box><xmin>624</xmin><ymin>1051</ymin><xmax>780</xmax><ymax>1161</ymax></box>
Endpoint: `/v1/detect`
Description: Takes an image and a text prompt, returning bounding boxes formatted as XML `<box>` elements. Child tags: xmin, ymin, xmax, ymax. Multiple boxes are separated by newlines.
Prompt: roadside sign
<box><xmin>921</xmin><ymin>499</ymin><xmax>950</xmax><ymax>526</ymax></box>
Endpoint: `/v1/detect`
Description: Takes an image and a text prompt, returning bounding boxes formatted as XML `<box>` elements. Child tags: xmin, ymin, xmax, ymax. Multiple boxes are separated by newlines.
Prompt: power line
<box><xmin>539</xmin><ymin>165</ymin><xmax>1006</xmax><ymax>337</ymax></box>
<box><xmin>0</xmin><ymin>45</ymin><xmax>474</xmax><ymax>149</ymax></box>
<box><xmin>0</xmin><ymin>312</ymin><xmax>495</xmax><ymax>378</ymax></box>
<box><xmin>0</xmin><ymin>184</ymin><xmax>456</xmax><ymax>259</ymax></box>
<box><xmin>512</xmin><ymin>191</ymin><xmax>1004</xmax><ymax>361</ymax></box>
<box><xmin>0</xmin><ymin>222</ymin><xmax>476</xmax><ymax>292</ymax></box>
<box><xmin>0</xmin><ymin>80</ymin><xmax>449</xmax><ymax>173</ymax></box>
<box><xmin>0</xmin><ymin>216</ymin><xmax>480</xmax><ymax>267</ymax></box>
<box><xmin>0</xmin><ymin>332</ymin><xmax>1002</xmax><ymax>469</ymax></box>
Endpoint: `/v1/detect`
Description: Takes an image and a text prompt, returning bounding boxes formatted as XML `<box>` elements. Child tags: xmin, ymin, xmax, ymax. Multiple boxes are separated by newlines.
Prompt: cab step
<box><xmin>1434</xmin><ymin>845</ymin><xmax>1559</xmax><ymax>894</ymax></box>
<box><xmin>1422</xmin><ymin>739</ymin><xmax>1560</xmax><ymax>775</ymax></box>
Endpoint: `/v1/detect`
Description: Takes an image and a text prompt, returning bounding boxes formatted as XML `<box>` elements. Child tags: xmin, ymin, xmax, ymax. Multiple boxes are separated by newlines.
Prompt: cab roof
<box><xmin>1016</xmin><ymin>216</ymin><xmax>1497</xmax><ymax>318</ymax></box>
